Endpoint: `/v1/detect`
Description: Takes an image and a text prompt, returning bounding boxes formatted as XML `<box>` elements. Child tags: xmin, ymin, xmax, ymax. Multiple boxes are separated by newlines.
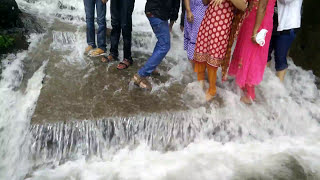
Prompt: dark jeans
<box><xmin>84</xmin><ymin>0</ymin><xmax>106</xmax><ymax>51</ymax></box>
<box><xmin>268</xmin><ymin>29</ymin><xmax>297</xmax><ymax>71</ymax></box>
<box><xmin>138</xmin><ymin>17</ymin><xmax>171</xmax><ymax>77</ymax></box>
<box><xmin>110</xmin><ymin>0</ymin><xmax>135</xmax><ymax>60</ymax></box>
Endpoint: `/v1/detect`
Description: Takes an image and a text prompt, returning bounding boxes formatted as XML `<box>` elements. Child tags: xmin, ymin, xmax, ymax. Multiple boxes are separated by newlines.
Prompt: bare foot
<box><xmin>240</xmin><ymin>96</ymin><xmax>252</xmax><ymax>105</ymax></box>
<box><xmin>205</xmin><ymin>91</ymin><xmax>214</xmax><ymax>102</ymax></box>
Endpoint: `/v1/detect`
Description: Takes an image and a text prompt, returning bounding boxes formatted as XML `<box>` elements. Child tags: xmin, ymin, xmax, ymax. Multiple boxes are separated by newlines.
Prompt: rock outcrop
<box><xmin>290</xmin><ymin>1</ymin><xmax>320</xmax><ymax>77</ymax></box>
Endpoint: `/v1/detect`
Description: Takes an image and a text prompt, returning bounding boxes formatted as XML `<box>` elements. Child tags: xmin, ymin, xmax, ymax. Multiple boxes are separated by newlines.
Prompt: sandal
<box><xmin>101</xmin><ymin>54</ymin><xmax>118</xmax><ymax>63</ymax></box>
<box><xmin>133</xmin><ymin>74</ymin><xmax>152</xmax><ymax>90</ymax></box>
<box><xmin>151</xmin><ymin>69</ymin><xmax>160</xmax><ymax>76</ymax></box>
<box><xmin>117</xmin><ymin>58</ymin><xmax>132</xmax><ymax>70</ymax></box>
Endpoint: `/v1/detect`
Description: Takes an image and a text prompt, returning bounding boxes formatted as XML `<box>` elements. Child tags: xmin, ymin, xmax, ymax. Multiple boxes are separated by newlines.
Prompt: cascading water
<box><xmin>0</xmin><ymin>0</ymin><xmax>320</xmax><ymax>179</ymax></box>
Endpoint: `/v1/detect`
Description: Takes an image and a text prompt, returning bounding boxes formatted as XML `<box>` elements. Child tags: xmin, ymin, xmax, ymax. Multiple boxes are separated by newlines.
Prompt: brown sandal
<box><xmin>133</xmin><ymin>74</ymin><xmax>152</xmax><ymax>90</ymax></box>
<box><xmin>117</xmin><ymin>58</ymin><xmax>132</xmax><ymax>70</ymax></box>
<box><xmin>101</xmin><ymin>54</ymin><xmax>118</xmax><ymax>63</ymax></box>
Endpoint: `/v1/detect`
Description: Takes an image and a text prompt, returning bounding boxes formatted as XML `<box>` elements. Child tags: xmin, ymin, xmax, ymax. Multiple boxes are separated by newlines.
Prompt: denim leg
<box><xmin>96</xmin><ymin>0</ymin><xmax>106</xmax><ymax>51</ymax></box>
<box><xmin>84</xmin><ymin>0</ymin><xmax>96</xmax><ymax>48</ymax></box>
<box><xmin>274</xmin><ymin>29</ymin><xmax>296</xmax><ymax>71</ymax></box>
<box><xmin>121</xmin><ymin>0</ymin><xmax>135</xmax><ymax>60</ymax></box>
<box><xmin>138</xmin><ymin>17</ymin><xmax>170</xmax><ymax>77</ymax></box>
<box><xmin>109</xmin><ymin>0</ymin><xmax>121</xmax><ymax>57</ymax></box>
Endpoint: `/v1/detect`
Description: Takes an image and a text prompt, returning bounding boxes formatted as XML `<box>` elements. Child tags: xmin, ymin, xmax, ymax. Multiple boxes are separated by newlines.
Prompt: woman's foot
<box><xmin>205</xmin><ymin>90</ymin><xmax>214</xmax><ymax>102</ymax></box>
<box><xmin>240</xmin><ymin>96</ymin><xmax>252</xmax><ymax>105</ymax></box>
<box><xmin>276</xmin><ymin>69</ymin><xmax>287</xmax><ymax>82</ymax></box>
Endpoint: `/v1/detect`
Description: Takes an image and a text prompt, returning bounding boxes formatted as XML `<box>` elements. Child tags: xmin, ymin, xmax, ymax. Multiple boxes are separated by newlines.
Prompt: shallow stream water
<box><xmin>0</xmin><ymin>0</ymin><xmax>320</xmax><ymax>180</ymax></box>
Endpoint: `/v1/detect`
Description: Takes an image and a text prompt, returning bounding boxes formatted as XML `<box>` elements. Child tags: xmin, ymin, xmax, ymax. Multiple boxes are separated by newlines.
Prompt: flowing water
<box><xmin>1</xmin><ymin>0</ymin><xmax>320</xmax><ymax>180</ymax></box>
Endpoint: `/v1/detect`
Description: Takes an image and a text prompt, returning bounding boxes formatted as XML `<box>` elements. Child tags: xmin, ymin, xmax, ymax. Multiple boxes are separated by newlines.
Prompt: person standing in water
<box><xmin>133</xmin><ymin>0</ymin><xmax>180</xmax><ymax>90</ymax></box>
<box><xmin>267</xmin><ymin>0</ymin><xmax>303</xmax><ymax>82</ymax></box>
<box><xmin>228</xmin><ymin>0</ymin><xmax>277</xmax><ymax>104</ymax></box>
<box><xmin>183</xmin><ymin>0</ymin><xmax>207</xmax><ymax>64</ymax></box>
<box><xmin>101</xmin><ymin>0</ymin><xmax>136</xmax><ymax>70</ymax></box>
<box><xmin>83</xmin><ymin>0</ymin><xmax>107</xmax><ymax>57</ymax></box>
<box><xmin>193</xmin><ymin>0</ymin><xmax>247</xmax><ymax>101</ymax></box>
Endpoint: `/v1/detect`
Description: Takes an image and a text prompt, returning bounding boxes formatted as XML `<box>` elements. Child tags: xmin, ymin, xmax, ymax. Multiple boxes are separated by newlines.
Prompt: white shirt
<box><xmin>277</xmin><ymin>0</ymin><xmax>303</xmax><ymax>31</ymax></box>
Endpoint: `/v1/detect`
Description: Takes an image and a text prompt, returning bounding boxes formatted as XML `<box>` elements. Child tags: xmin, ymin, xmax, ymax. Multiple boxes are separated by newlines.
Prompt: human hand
<box><xmin>251</xmin><ymin>33</ymin><xmax>257</xmax><ymax>44</ymax></box>
<box><xmin>101</xmin><ymin>0</ymin><xmax>108</xmax><ymax>4</ymax></box>
<box><xmin>222</xmin><ymin>73</ymin><xmax>228</xmax><ymax>82</ymax></box>
<box><xmin>180</xmin><ymin>25</ymin><xmax>184</xmax><ymax>32</ymax></box>
<box><xmin>186</xmin><ymin>10</ymin><xmax>194</xmax><ymax>23</ymax></box>
<box><xmin>212</xmin><ymin>0</ymin><xmax>224</xmax><ymax>7</ymax></box>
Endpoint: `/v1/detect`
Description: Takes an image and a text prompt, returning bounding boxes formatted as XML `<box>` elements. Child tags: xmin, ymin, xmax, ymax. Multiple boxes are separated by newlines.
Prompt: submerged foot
<box><xmin>240</xmin><ymin>96</ymin><xmax>252</xmax><ymax>105</ymax></box>
<box><xmin>133</xmin><ymin>74</ymin><xmax>152</xmax><ymax>91</ymax></box>
<box><xmin>84</xmin><ymin>45</ymin><xmax>94</xmax><ymax>55</ymax></box>
<box><xmin>205</xmin><ymin>90</ymin><xmax>214</xmax><ymax>102</ymax></box>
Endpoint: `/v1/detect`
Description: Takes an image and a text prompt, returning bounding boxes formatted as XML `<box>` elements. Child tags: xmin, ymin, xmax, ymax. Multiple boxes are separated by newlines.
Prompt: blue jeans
<box><xmin>268</xmin><ymin>29</ymin><xmax>297</xmax><ymax>71</ymax></box>
<box><xmin>138</xmin><ymin>17</ymin><xmax>170</xmax><ymax>77</ymax></box>
<box><xmin>84</xmin><ymin>0</ymin><xmax>106</xmax><ymax>51</ymax></box>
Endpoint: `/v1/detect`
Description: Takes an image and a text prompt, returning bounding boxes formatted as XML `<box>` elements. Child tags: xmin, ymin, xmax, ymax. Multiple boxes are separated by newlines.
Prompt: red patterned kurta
<box><xmin>193</xmin><ymin>0</ymin><xmax>234</xmax><ymax>68</ymax></box>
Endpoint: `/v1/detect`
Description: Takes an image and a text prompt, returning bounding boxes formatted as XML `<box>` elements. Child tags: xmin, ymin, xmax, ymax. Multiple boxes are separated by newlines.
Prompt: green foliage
<box><xmin>0</xmin><ymin>35</ymin><xmax>15</xmax><ymax>49</ymax></box>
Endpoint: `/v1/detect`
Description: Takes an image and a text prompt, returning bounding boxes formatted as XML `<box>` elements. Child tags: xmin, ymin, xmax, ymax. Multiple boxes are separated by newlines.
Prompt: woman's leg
<box><xmin>241</xmin><ymin>84</ymin><xmax>255</xmax><ymax>104</ymax></box>
<box><xmin>274</xmin><ymin>29</ymin><xmax>296</xmax><ymax>82</ymax></box>
<box><xmin>194</xmin><ymin>61</ymin><xmax>206</xmax><ymax>90</ymax></box>
<box><xmin>207</xmin><ymin>64</ymin><xmax>218</xmax><ymax>96</ymax></box>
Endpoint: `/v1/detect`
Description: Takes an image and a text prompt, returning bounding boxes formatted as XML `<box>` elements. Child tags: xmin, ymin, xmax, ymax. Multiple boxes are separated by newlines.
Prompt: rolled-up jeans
<box><xmin>138</xmin><ymin>17</ymin><xmax>170</xmax><ymax>77</ymax></box>
<box><xmin>84</xmin><ymin>0</ymin><xmax>106</xmax><ymax>51</ymax></box>
<box><xmin>268</xmin><ymin>29</ymin><xmax>297</xmax><ymax>71</ymax></box>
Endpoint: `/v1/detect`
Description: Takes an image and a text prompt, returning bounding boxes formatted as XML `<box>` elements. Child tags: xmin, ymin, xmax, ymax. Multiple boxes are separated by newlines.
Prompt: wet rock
<box><xmin>0</xmin><ymin>0</ymin><xmax>44</xmax><ymax>55</ymax></box>
<box><xmin>290</xmin><ymin>1</ymin><xmax>320</xmax><ymax>77</ymax></box>
<box><xmin>0</xmin><ymin>0</ymin><xmax>21</xmax><ymax>29</ymax></box>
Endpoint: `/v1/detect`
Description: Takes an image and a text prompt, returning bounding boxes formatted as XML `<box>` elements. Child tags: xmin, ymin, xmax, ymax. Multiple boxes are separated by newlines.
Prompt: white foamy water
<box><xmin>0</xmin><ymin>34</ymin><xmax>47</xmax><ymax>180</ymax></box>
<box><xmin>0</xmin><ymin>0</ymin><xmax>319</xmax><ymax>180</ymax></box>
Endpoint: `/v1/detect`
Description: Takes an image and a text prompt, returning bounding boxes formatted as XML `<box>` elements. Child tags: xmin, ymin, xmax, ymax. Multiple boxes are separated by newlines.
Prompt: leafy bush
<box><xmin>0</xmin><ymin>35</ymin><xmax>15</xmax><ymax>49</ymax></box>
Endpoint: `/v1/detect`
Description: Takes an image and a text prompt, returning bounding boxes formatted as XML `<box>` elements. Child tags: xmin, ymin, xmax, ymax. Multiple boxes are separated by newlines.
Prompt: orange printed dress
<box><xmin>193</xmin><ymin>0</ymin><xmax>235</xmax><ymax>96</ymax></box>
<box><xmin>194</xmin><ymin>1</ymin><xmax>234</xmax><ymax>68</ymax></box>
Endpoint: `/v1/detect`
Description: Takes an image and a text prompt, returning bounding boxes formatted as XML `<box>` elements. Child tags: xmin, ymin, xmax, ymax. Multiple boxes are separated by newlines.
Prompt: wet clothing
<box><xmin>268</xmin><ymin>29</ymin><xmax>297</xmax><ymax>71</ymax></box>
<box><xmin>84</xmin><ymin>0</ymin><xmax>106</xmax><ymax>51</ymax></box>
<box><xmin>138</xmin><ymin>0</ymin><xmax>180</xmax><ymax>77</ymax></box>
<box><xmin>194</xmin><ymin>1</ymin><xmax>235</xmax><ymax>67</ymax></box>
<box><xmin>138</xmin><ymin>17</ymin><xmax>171</xmax><ymax>77</ymax></box>
<box><xmin>145</xmin><ymin>0</ymin><xmax>181</xmax><ymax>21</ymax></box>
<box><xmin>184</xmin><ymin>0</ymin><xmax>207</xmax><ymax>60</ymax></box>
<box><xmin>195</xmin><ymin>62</ymin><xmax>218</xmax><ymax>96</ymax></box>
<box><xmin>109</xmin><ymin>0</ymin><xmax>135</xmax><ymax>61</ymax></box>
<box><xmin>267</xmin><ymin>0</ymin><xmax>302</xmax><ymax>71</ymax></box>
<box><xmin>229</xmin><ymin>0</ymin><xmax>277</xmax><ymax>100</ymax></box>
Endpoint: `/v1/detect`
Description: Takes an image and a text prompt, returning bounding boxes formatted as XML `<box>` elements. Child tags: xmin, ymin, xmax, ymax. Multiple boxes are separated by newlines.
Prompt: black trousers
<box><xmin>109</xmin><ymin>0</ymin><xmax>135</xmax><ymax>61</ymax></box>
